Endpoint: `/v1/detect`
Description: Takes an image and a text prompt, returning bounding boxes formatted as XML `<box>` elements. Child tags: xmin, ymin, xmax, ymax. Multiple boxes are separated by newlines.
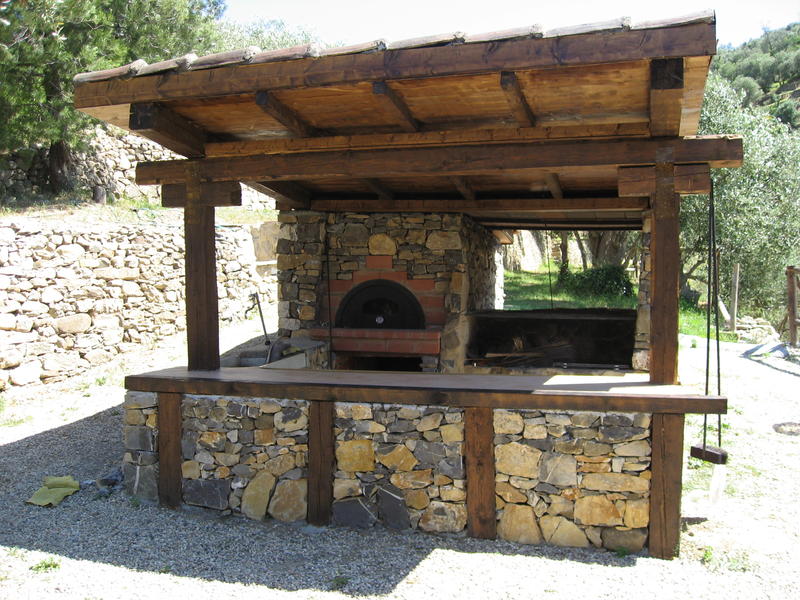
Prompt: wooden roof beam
<box><xmin>500</xmin><ymin>71</ymin><xmax>536</xmax><ymax>127</ymax></box>
<box><xmin>450</xmin><ymin>176</ymin><xmax>476</xmax><ymax>202</ymax></box>
<box><xmin>309</xmin><ymin>197</ymin><xmax>649</xmax><ymax>213</ymax></box>
<box><xmin>618</xmin><ymin>164</ymin><xmax>711</xmax><ymax>196</ymax></box>
<box><xmin>363</xmin><ymin>178</ymin><xmax>395</xmax><ymax>201</ymax></box>
<box><xmin>255</xmin><ymin>90</ymin><xmax>322</xmax><ymax>137</ymax></box>
<box><xmin>129</xmin><ymin>102</ymin><xmax>206</xmax><ymax>158</ymax></box>
<box><xmin>161</xmin><ymin>182</ymin><xmax>242</xmax><ymax>207</ymax></box>
<box><xmin>493</xmin><ymin>230</ymin><xmax>515</xmax><ymax>244</ymax></box>
<box><xmin>480</xmin><ymin>220</ymin><xmax>641</xmax><ymax>231</ymax></box>
<box><xmin>248</xmin><ymin>181</ymin><xmax>312</xmax><ymax>209</ymax></box>
<box><xmin>544</xmin><ymin>173</ymin><xmax>563</xmax><ymax>199</ymax></box>
<box><xmin>75</xmin><ymin>21</ymin><xmax>716</xmax><ymax>108</ymax></box>
<box><xmin>650</xmin><ymin>58</ymin><xmax>685</xmax><ymax>137</ymax></box>
<box><xmin>136</xmin><ymin>136</ymin><xmax>743</xmax><ymax>185</ymax></box>
<box><xmin>372</xmin><ymin>81</ymin><xmax>420</xmax><ymax>132</ymax></box>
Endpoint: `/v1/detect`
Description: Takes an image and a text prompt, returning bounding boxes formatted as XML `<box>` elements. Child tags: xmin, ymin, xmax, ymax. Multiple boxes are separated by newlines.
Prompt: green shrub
<box><xmin>557</xmin><ymin>265</ymin><xmax>634</xmax><ymax>297</ymax></box>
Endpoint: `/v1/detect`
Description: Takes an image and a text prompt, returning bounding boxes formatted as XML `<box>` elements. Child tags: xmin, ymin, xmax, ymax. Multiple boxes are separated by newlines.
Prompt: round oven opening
<box><xmin>335</xmin><ymin>279</ymin><xmax>425</xmax><ymax>329</ymax></box>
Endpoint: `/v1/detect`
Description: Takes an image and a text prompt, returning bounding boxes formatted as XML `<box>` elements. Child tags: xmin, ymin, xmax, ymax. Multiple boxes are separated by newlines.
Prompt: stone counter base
<box><xmin>123</xmin><ymin>391</ymin><xmax>651</xmax><ymax>553</ymax></box>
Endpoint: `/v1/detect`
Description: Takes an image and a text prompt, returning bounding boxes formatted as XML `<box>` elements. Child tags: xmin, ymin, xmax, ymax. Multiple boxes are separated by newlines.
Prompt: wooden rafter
<box><xmin>362</xmin><ymin>178</ymin><xmax>395</xmax><ymax>201</ymax></box>
<box><xmin>136</xmin><ymin>136</ymin><xmax>743</xmax><ymax>185</ymax></box>
<box><xmin>544</xmin><ymin>173</ymin><xmax>563</xmax><ymax>199</ymax></box>
<box><xmin>372</xmin><ymin>81</ymin><xmax>419</xmax><ymax>132</ymax></box>
<box><xmin>480</xmin><ymin>219</ymin><xmax>641</xmax><ymax>230</ymax></box>
<box><xmin>309</xmin><ymin>196</ymin><xmax>648</xmax><ymax>213</ymax></box>
<box><xmin>255</xmin><ymin>90</ymin><xmax>321</xmax><ymax>137</ymax></box>
<box><xmin>450</xmin><ymin>176</ymin><xmax>476</xmax><ymax>202</ymax></box>
<box><xmin>248</xmin><ymin>181</ymin><xmax>312</xmax><ymax>209</ymax></box>
<box><xmin>500</xmin><ymin>71</ymin><xmax>536</xmax><ymax>127</ymax></box>
<box><xmin>75</xmin><ymin>21</ymin><xmax>716</xmax><ymax>109</ymax></box>
<box><xmin>129</xmin><ymin>102</ymin><xmax>206</xmax><ymax>158</ymax></box>
<box><xmin>161</xmin><ymin>182</ymin><xmax>242</xmax><ymax>207</ymax></box>
<box><xmin>650</xmin><ymin>58</ymin><xmax>685</xmax><ymax>137</ymax></box>
<box><xmin>492</xmin><ymin>230</ymin><xmax>515</xmax><ymax>244</ymax></box>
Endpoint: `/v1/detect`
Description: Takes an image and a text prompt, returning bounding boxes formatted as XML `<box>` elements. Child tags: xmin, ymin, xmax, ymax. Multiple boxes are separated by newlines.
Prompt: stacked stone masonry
<box><xmin>493</xmin><ymin>409</ymin><xmax>651</xmax><ymax>552</ymax></box>
<box><xmin>124</xmin><ymin>391</ymin><xmax>653</xmax><ymax>554</ymax></box>
<box><xmin>0</xmin><ymin>222</ymin><xmax>276</xmax><ymax>389</ymax></box>
<box><xmin>633</xmin><ymin>216</ymin><xmax>652</xmax><ymax>370</ymax></box>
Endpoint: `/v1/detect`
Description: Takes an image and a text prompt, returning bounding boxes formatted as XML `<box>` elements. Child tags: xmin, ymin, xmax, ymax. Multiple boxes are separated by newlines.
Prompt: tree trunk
<box><xmin>574</xmin><ymin>232</ymin><xmax>589</xmax><ymax>270</ymax></box>
<box><xmin>587</xmin><ymin>231</ymin><xmax>632</xmax><ymax>267</ymax></box>
<box><xmin>558</xmin><ymin>232</ymin><xmax>569</xmax><ymax>275</ymax></box>
<box><xmin>47</xmin><ymin>139</ymin><xmax>74</xmax><ymax>194</ymax></box>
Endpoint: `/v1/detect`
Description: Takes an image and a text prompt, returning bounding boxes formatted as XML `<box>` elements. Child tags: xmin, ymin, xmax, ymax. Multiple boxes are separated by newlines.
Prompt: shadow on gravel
<box><xmin>741</xmin><ymin>356</ymin><xmax>800</xmax><ymax>379</ymax></box>
<box><xmin>0</xmin><ymin>407</ymin><xmax>640</xmax><ymax>597</ymax></box>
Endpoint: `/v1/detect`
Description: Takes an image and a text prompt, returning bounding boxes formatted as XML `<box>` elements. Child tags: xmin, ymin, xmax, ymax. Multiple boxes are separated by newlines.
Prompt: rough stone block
<box><xmin>418</xmin><ymin>501</ymin><xmax>467</xmax><ymax>533</ymax></box>
<box><xmin>268</xmin><ymin>479</ymin><xmax>307</xmax><ymax>522</ymax></box>
<box><xmin>123</xmin><ymin>425</ymin><xmax>155</xmax><ymax>452</ymax></box>
<box><xmin>184</xmin><ymin>478</ymin><xmax>231</xmax><ymax>510</ymax></box>
<box><xmin>332</xmin><ymin>497</ymin><xmax>378</xmax><ymax>528</ymax></box>
<box><xmin>123</xmin><ymin>463</ymin><xmax>158</xmax><ymax>502</ymax></box>
<box><xmin>377</xmin><ymin>485</ymin><xmax>410</xmax><ymax>530</ymax></box>
<box><xmin>498</xmin><ymin>504</ymin><xmax>542</xmax><ymax>545</ymax></box>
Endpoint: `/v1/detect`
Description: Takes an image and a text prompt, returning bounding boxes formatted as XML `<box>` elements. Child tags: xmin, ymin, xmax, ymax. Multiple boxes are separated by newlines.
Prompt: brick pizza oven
<box><xmin>276</xmin><ymin>211</ymin><xmax>503</xmax><ymax>372</ymax></box>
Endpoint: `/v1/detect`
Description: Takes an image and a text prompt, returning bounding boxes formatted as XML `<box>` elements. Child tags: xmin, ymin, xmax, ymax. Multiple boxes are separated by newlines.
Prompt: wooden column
<box><xmin>649</xmin><ymin>413</ymin><xmax>685</xmax><ymax>559</ymax></box>
<box><xmin>184</xmin><ymin>164</ymin><xmax>220</xmax><ymax>370</ymax></box>
<box><xmin>464</xmin><ymin>406</ymin><xmax>496</xmax><ymax>539</ymax></box>
<box><xmin>157</xmin><ymin>392</ymin><xmax>183</xmax><ymax>508</ymax></box>
<box><xmin>649</xmin><ymin>154</ymin><xmax>680</xmax><ymax>384</ymax></box>
<box><xmin>307</xmin><ymin>400</ymin><xmax>335</xmax><ymax>525</ymax></box>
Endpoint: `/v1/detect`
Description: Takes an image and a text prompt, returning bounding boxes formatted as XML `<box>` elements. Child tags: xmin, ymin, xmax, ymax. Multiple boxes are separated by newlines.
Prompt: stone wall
<box><xmin>331</xmin><ymin>403</ymin><xmax>466</xmax><ymax>532</ymax></box>
<box><xmin>493</xmin><ymin>409</ymin><xmax>651</xmax><ymax>552</ymax></box>
<box><xmin>0</xmin><ymin>221</ymin><xmax>277</xmax><ymax>389</ymax></box>
<box><xmin>632</xmin><ymin>216</ymin><xmax>652</xmax><ymax>370</ymax></box>
<box><xmin>464</xmin><ymin>216</ymin><xmax>502</xmax><ymax>311</ymax></box>
<box><xmin>123</xmin><ymin>390</ymin><xmax>653</xmax><ymax>554</ymax></box>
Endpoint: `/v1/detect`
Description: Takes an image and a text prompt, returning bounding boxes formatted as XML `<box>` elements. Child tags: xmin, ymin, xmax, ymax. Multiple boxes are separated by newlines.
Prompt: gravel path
<box><xmin>0</xmin><ymin>329</ymin><xmax>797</xmax><ymax>599</ymax></box>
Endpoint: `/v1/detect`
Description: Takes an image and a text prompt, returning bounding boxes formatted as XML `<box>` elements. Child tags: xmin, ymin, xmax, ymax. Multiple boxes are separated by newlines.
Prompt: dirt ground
<box><xmin>0</xmin><ymin>325</ymin><xmax>797</xmax><ymax>598</ymax></box>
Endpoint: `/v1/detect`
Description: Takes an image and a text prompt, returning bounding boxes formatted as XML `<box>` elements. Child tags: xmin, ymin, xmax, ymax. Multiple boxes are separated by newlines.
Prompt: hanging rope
<box><xmin>693</xmin><ymin>182</ymin><xmax>728</xmax><ymax>464</ymax></box>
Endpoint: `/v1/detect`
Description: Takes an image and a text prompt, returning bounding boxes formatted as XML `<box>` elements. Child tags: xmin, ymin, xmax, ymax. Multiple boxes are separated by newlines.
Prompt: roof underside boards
<box><xmin>73</xmin><ymin>11</ymin><xmax>743</xmax><ymax>229</ymax></box>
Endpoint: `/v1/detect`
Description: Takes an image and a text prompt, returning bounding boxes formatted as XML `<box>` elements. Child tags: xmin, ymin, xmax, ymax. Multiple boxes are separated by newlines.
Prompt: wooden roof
<box><xmin>74</xmin><ymin>11</ymin><xmax>743</xmax><ymax>229</ymax></box>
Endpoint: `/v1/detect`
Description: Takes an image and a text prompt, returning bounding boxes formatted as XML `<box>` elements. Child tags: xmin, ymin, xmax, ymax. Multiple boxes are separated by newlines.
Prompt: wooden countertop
<box><xmin>125</xmin><ymin>367</ymin><xmax>725</xmax><ymax>414</ymax></box>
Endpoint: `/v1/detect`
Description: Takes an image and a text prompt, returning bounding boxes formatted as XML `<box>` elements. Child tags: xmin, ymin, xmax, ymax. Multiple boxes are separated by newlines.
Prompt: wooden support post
<box><xmin>464</xmin><ymin>406</ymin><xmax>496</xmax><ymax>539</ymax></box>
<box><xmin>307</xmin><ymin>400</ymin><xmax>335</xmax><ymax>525</ymax></box>
<box><xmin>157</xmin><ymin>392</ymin><xmax>183</xmax><ymax>508</ymax></box>
<box><xmin>649</xmin><ymin>413</ymin><xmax>685</xmax><ymax>559</ymax></box>
<box><xmin>730</xmin><ymin>263</ymin><xmax>740</xmax><ymax>332</ymax></box>
<box><xmin>650</xmin><ymin>155</ymin><xmax>680</xmax><ymax>384</ymax></box>
<box><xmin>184</xmin><ymin>164</ymin><xmax>220</xmax><ymax>370</ymax></box>
<box><xmin>788</xmin><ymin>266</ymin><xmax>798</xmax><ymax>347</ymax></box>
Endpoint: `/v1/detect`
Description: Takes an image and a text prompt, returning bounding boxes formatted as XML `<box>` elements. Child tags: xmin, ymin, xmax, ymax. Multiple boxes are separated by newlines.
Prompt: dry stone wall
<box><xmin>632</xmin><ymin>217</ymin><xmax>652</xmax><ymax>370</ymax></box>
<box><xmin>0</xmin><ymin>221</ymin><xmax>276</xmax><ymax>389</ymax></box>
<box><xmin>493</xmin><ymin>409</ymin><xmax>651</xmax><ymax>552</ymax></box>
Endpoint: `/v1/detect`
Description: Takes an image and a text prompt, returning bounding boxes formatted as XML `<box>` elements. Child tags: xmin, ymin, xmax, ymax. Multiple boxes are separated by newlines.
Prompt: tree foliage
<box><xmin>714</xmin><ymin>23</ymin><xmax>800</xmax><ymax>127</ymax></box>
<box><xmin>680</xmin><ymin>73</ymin><xmax>800</xmax><ymax>313</ymax></box>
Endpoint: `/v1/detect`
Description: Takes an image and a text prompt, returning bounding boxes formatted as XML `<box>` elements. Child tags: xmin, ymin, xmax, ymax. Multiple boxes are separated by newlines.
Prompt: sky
<box><xmin>222</xmin><ymin>0</ymin><xmax>800</xmax><ymax>48</ymax></box>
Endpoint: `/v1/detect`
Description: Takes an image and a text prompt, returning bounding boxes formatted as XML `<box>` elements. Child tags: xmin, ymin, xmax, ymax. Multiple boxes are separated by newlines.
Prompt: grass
<box><xmin>30</xmin><ymin>557</ymin><xmax>60</xmax><ymax>573</ymax></box>
<box><xmin>504</xmin><ymin>268</ymin><xmax>637</xmax><ymax>310</ymax></box>
<box><xmin>505</xmin><ymin>268</ymin><xmax>740</xmax><ymax>341</ymax></box>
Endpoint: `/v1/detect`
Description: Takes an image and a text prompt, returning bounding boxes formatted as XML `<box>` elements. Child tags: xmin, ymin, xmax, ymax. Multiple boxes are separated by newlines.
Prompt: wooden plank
<box><xmin>650</xmin><ymin>58</ymin><xmax>685</xmax><ymax>137</ymax></box>
<box><xmin>450</xmin><ymin>176</ymin><xmax>476</xmax><ymax>202</ymax></box>
<box><xmin>136</xmin><ymin>136</ymin><xmax>743</xmax><ymax>186</ymax></box>
<box><xmin>619</xmin><ymin>164</ymin><xmax>711</xmax><ymax>196</ymax></box>
<box><xmin>249</xmin><ymin>181</ymin><xmax>311</xmax><ymax>209</ymax></box>
<box><xmin>124</xmin><ymin>367</ymin><xmax>728</xmax><ymax>414</ymax></box>
<box><xmin>157</xmin><ymin>392</ymin><xmax>183</xmax><ymax>508</ymax></box>
<box><xmin>649</xmin><ymin>413</ymin><xmax>685</xmax><ymax>559</ymax></box>
<box><xmin>544</xmin><ymin>173</ymin><xmax>563</xmax><ymax>199</ymax></box>
<box><xmin>465</xmin><ymin>406</ymin><xmax>497</xmax><ymax>539</ymax></box>
<box><xmin>308</xmin><ymin>400</ymin><xmax>335</xmax><ymax>525</ymax></box>
<box><xmin>650</xmin><ymin>156</ymin><xmax>680</xmax><ymax>384</ymax></box>
<box><xmin>204</xmin><ymin>123</ymin><xmax>652</xmax><ymax>158</ymax></box>
<box><xmin>255</xmin><ymin>90</ymin><xmax>321</xmax><ymax>137</ymax></box>
<box><xmin>372</xmin><ymin>81</ymin><xmax>419</xmax><ymax>132</ymax></box>
<box><xmin>74</xmin><ymin>21</ymin><xmax>716</xmax><ymax>109</ymax></box>
<box><xmin>183</xmin><ymin>164</ymin><xmax>220</xmax><ymax>371</ymax></box>
<box><xmin>492</xmin><ymin>230</ymin><xmax>514</xmax><ymax>244</ymax></box>
<box><xmin>479</xmin><ymin>220</ymin><xmax>641</xmax><ymax>231</ymax></box>
<box><xmin>161</xmin><ymin>182</ymin><xmax>242</xmax><ymax>207</ymax></box>
<box><xmin>500</xmin><ymin>71</ymin><xmax>536</xmax><ymax>127</ymax></box>
<box><xmin>363</xmin><ymin>178</ymin><xmax>395</xmax><ymax>201</ymax></box>
<box><xmin>129</xmin><ymin>102</ymin><xmax>206</xmax><ymax>158</ymax></box>
<box><xmin>310</xmin><ymin>197</ymin><xmax>649</xmax><ymax>213</ymax></box>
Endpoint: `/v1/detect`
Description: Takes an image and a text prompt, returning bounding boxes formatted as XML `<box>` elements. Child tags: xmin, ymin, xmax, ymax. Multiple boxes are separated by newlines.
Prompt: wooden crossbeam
<box><xmin>650</xmin><ymin>58</ymin><xmax>685</xmax><ymax>137</ymax></box>
<box><xmin>500</xmin><ymin>71</ymin><xmax>536</xmax><ymax>127</ymax></box>
<box><xmin>136</xmin><ymin>136</ymin><xmax>743</xmax><ymax>186</ymax></box>
<box><xmin>372</xmin><ymin>81</ymin><xmax>419</xmax><ymax>132</ymax></box>
<box><xmin>129</xmin><ymin>102</ymin><xmax>206</xmax><ymax>158</ymax></box>
<box><xmin>309</xmin><ymin>197</ymin><xmax>648</xmax><ymax>213</ymax></box>
<box><xmin>480</xmin><ymin>219</ymin><xmax>641</xmax><ymax>231</ymax></box>
<box><xmin>161</xmin><ymin>181</ymin><xmax>242</xmax><ymax>207</ymax></box>
<box><xmin>255</xmin><ymin>90</ymin><xmax>321</xmax><ymax>137</ymax></box>
<box><xmin>75</xmin><ymin>21</ymin><xmax>716</xmax><ymax>108</ymax></box>
<box><xmin>492</xmin><ymin>230</ymin><xmax>515</xmax><ymax>244</ymax></box>
<box><xmin>363</xmin><ymin>178</ymin><xmax>395</xmax><ymax>201</ymax></box>
<box><xmin>618</xmin><ymin>164</ymin><xmax>710</xmax><ymax>196</ymax></box>
<box><xmin>450</xmin><ymin>176</ymin><xmax>476</xmax><ymax>202</ymax></box>
<box><xmin>544</xmin><ymin>173</ymin><xmax>563</xmax><ymax>199</ymax></box>
<box><xmin>248</xmin><ymin>181</ymin><xmax>312</xmax><ymax>209</ymax></box>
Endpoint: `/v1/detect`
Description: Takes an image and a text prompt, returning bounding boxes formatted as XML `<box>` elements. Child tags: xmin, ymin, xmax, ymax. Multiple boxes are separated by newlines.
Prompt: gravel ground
<box><xmin>0</xmin><ymin>328</ymin><xmax>797</xmax><ymax>599</ymax></box>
